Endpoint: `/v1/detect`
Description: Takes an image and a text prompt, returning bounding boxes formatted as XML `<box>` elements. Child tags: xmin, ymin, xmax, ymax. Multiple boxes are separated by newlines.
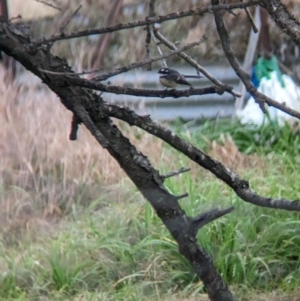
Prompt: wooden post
<box><xmin>234</xmin><ymin>6</ymin><xmax>261</xmax><ymax>114</ymax></box>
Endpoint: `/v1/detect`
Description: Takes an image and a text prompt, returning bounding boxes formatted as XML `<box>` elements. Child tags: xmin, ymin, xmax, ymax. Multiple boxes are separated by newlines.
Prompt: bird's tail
<box><xmin>183</xmin><ymin>75</ymin><xmax>203</xmax><ymax>79</ymax></box>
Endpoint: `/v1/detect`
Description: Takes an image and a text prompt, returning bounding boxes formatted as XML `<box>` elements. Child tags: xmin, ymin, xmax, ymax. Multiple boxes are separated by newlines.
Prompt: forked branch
<box><xmin>103</xmin><ymin>103</ymin><xmax>300</xmax><ymax>212</ymax></box>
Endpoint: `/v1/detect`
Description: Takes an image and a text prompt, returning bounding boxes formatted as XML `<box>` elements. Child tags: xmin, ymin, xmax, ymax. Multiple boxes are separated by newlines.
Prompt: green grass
<box><xmin>1</xmin><ymin>119</ymin><xmax>300</xmax><ymax>300</ymax></box>
<box><xmin>188</xmin><ymin>118</ymin><xmax>300</xmax><ymax>156</ymax></box>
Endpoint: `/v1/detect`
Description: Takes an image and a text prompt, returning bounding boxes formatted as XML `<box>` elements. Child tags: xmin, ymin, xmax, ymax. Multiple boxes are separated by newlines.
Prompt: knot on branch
<box><xmin>234</xmin><ymin>179</ymin><xmax>249</xmax><ymax>190</ymax></box>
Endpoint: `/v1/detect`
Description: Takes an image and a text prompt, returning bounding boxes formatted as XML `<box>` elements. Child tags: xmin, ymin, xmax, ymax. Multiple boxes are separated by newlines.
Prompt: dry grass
<box><xmin>208</xmin><ymin>134</ymin><xmax>266</xmax><ymax>172</ymax></box>
<box><xmin>8</xmin><ymin>0</ymin><xmax>59</xmax><ymax>20</ymax></box>
<box><xmin>0</xmin><ymin>66</ymin><xmax>167</xmax><ymax>240</ymax></box>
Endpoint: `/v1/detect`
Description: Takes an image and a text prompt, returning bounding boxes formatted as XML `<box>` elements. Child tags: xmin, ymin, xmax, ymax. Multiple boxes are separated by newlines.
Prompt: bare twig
<box><xmin>59</xmin><ymin>5</ymin><xmax>82</xmax><ymax>32</ymax></box>
<box><xmin>152</xmin><ymin>24</ymin><xmax>168</xmax><ymax>68</ymax></box>
<box><xmin>103</xmin><ymin>103</ymin><xmax>300</xmax><ymax>212</ymax></box>
<box><xmin>176</xmin><ymin>193</ymin><xmax>189</xmax><ymax>200</ymax></box>
<box><xmin>35</xmin><ymin>0</ymin><xmax>261</xmax><ymax>44</ymax></box>
<box><xmin>38</xmin><ymin>67</ymin><xmax>103</xmax><ymax>76</ymax></box>
<box><xmin>145</xmin><ymin>28</ymin><xmax>152</xmax><ymax>70</ymax></box>
<box><xmin>35</xmin><ymin>0</ymin><xmax>62</xmax><ymax>11</ymax></box>
<box><xmin>191</xmin><ymin>207</ymin><xmax>234</xmax><ymax>234</ymax></box>
<box><xmin>69</xmin><ymin>113</ymin><xmax>81</xmax><ymax>140</ymax></box>
<box><xmin>38</xmin><ymin>36</ymin><xmax>206</xmax><ymax>80</ymax></box>
<box><xmin>93</xmin><ymin>36</ymin><xmax>207</xmax><ymax>81</ymax></box>
<box><xmin>161</xmin><ymin>167</ymin><xmax>191</xmax><ymax>180</ymax></box>
<box><xmin>153</xmin><ymin>29</ymin><xmax>241</xmax><ymax>98</ymax></box>
<box><xmin>212</xmin><ymin>1</ymin><xmax>300</xmax><ymax>120</ymax></box>
<box><xmin>145</xmin><ymin>0</ymin><xmax>157</xmax><ymax>70</ymax></box>
<box><xmin>8</xmin><ymin>15</ymin><xmax>22</xmax><ymax>22</ymax></box>
<box><xmin>241</xmin><ymin>0</ymin><xmax>259</xmax><ymax>33</ymax></box>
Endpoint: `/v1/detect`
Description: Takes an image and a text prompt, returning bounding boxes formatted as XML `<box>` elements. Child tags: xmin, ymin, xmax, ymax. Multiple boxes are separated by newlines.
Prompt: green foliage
<box><xmin>184</xmin><ymin>118</ymin><xmax>300</xmax><ymax>156</ymax></box>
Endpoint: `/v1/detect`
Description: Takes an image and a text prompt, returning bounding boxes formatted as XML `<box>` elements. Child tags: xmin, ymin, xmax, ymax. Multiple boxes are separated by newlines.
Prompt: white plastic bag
<box><xmin>237</xmin><ymin>71</ymin><xmax>300</xmax><ymax>126</ymax></box>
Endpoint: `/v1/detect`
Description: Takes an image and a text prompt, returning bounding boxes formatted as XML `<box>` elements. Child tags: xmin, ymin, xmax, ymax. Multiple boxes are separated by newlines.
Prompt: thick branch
<box><xmin>35</xmin><ymin>0</ymin><xmax>261</xmax><ymax>44</ymax></box>
<box><xmin>37</xmin><ymin>67</ymin><xmax>222</xmax><ymax>97</ymax></box>
<box><xmin>62</xmin><ymin>76</ymin><xmax>224</xmax><ymax>98</ymax></box>
<box><xmin>211</xmin><ymin>0</ymin><xmax>300</xmax><ymax>120</ymax></box>
<box><xmin>261</xmin><ymin>0</ymin><xmax>300</xmax><ymax>46</ymax></box>
<box><xmin>103</xmin><ymin>103</ymin><xmax>300</xmax><ymax>212</ymax></box>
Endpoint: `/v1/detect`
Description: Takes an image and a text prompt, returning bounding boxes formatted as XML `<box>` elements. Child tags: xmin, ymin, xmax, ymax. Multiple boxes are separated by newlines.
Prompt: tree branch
<box><xmin>175</xmin><ymin>193</ymin><xmax>189</xmax><ymax>200</ymax></box>
<box><xmin>261</xmin><ymin>0</ymin><xmax>300</xmax><ymax>47</ymax></box>
<box><xmin>35</xmin><ymin>0</ymin><xmax>261</xmax><ymax>44</ymax></box>
<box><xmin>241</xmin><ymin>0</ymin><xmax>259</xmax><ymax>33</ymax></box>
<box><xmin>160</xmin><ymin>167</ymin><xmax>191</xmax><ymax>180</ymax></box>
<box><xmin>59</xmin><ymin>5</ymin><xmax>82</xmax><ymax>32</ymax></box>
<box><xmin>38</xmin><ymin>67</ymin><xmax>104</xmax><ymax>76</ymax></box>
<box><xmin>102</xmin><ymin>103</ymin><xmax>300</xmax><ymax>212</ymax></box>
<box><xmin>64</xmin><ymin>76</ymin><xmax>225</xmax><ymax>98</ymax></box>
<box><xmin>69</xmin><ymin>113</ymin><xmax>81</xmax><ymax>140</ymax></box>
<box><xmin>145</xmin><ymin>0</ymin><xmax>156</xmax><ymax>71</ymax></box>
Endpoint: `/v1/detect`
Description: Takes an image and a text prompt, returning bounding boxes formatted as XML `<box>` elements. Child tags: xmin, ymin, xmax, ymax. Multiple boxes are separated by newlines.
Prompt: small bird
<box><xmin>158</xmin><ymin>67</ymin><xmax>202</xmax><ymax>89</ymax></box>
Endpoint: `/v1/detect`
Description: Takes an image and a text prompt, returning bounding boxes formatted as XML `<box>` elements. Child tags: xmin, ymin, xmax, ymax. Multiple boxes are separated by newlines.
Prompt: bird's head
<box><xmin>158</xmin><ymin>67</ymin><xmax>171</xmax><ymax>75</ymax></box>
